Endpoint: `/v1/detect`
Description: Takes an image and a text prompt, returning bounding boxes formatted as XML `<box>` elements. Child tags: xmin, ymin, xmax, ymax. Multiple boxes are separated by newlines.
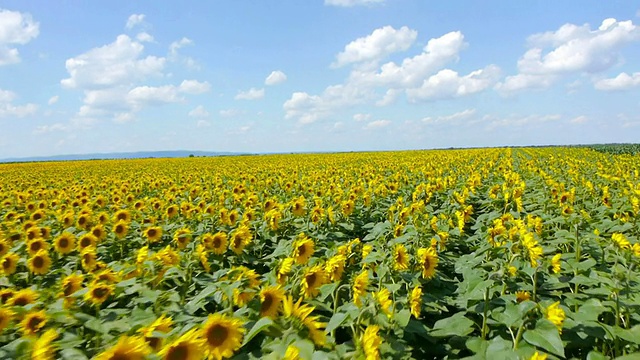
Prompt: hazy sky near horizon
<box><xmin>1</xmin><ymin>1</ymin><xmax>640</xmax><ymax>158</ymax></box>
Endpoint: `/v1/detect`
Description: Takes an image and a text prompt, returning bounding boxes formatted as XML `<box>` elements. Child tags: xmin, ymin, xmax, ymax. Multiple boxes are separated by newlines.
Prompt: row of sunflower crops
<box><xmin>0</xmin><ymin>147</ymin><xmax>639</xmax><ymax>360</ymax></box>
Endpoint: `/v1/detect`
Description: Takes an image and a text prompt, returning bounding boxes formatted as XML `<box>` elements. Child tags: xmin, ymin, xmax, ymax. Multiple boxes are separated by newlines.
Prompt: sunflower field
<box><xmin>1</xmin><ymin>147</ymin><xmax>640</xmax><ymax>360</ymax></box>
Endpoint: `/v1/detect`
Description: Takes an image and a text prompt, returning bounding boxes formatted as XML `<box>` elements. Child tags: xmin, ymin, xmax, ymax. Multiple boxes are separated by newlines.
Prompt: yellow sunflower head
<box><xmin>259</xmin><ymin>286</ymin><xmax>285</xmax><ymax>318</ymax></box>
<box><xmin>94</xmin><ymin>335</ymin><xmax>151</xmax><ymax>360</ymax></box>
<box><xmin>20</xmin><ymin>309</ymin><xmax>48</xmax><ymax>336</ymax></box>
<box><xmin>84</xmin><ymin>282</ymin><xmax>115</xmax><ymax>306</ymax></box>
<box><xmin>1</xmin><ymin>252</ymin><xmax>20</xmax><ymax>275</ymax></box>
<box><xmin>61</xmin><ymin>273</ymin><xmax>84</xmax><ymax>297</ymax></box>
<box><xmin>28</xmin><ymin>249</ymin><xmax>52</xmax><ymax>275</ymax></box>
<box><xmin>0</xmin><ymin>307</ymin><xmax>15</xmax><ymax>333</ymax></box>
<box><xmin>54</xmin><ymin>232</ymin><xmax>76</xmax><ymax>255</ymax></box>
<box><xmin>158</xmin><ymin>328</ymin><xmax>205</xmax><ymax>360</ymax></box>
<box><xmin>201</xmin><ymin>313</ymin><xmax>245</xmax><ymax>360</ymax></box>
<box><xmin>32</xmin><ymin>328</ymin><xmax>58</xmax><ymax>360</ymax></box>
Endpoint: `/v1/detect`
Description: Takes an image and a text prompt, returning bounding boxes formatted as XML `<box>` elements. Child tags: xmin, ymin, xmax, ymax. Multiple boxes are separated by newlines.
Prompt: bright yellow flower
<box><xmin>545</xmin><ymin>301</ymin><xmax>565</xmax><ymax>333</ymax></box>
<box><xmin>361</xmin><ymin>325</ymin><xmax>382</xmax><ymax>360</ymax></box>
<box><xmin>352</xmin><ymin>270</ymin><xmax>369</xmax><ymax>306</ymax></box>
<box><xmin>201</xmin><ymin>313</ymin><xmax>245</xmax><ymax>360</ymax></box>
<box><xmin>94</xmin><ymin>336</ymin><xmax>151</xmax><ymax>360</ymax></box>
<box><xmin>409</xmin><ymin>286</ymin><xmax>422</xmax><ymax>318</ymax></box>
<box><xmin>417</xmin><ymin>247</ymin><xmax>438</xmax><ymax>279</ymax></box>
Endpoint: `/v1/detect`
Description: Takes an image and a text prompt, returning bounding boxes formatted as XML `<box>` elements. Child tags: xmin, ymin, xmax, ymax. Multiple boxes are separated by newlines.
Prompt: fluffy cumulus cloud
<box><xmin>60</xmin><ymin>20</ymin><xmax>209</xmax><ymax>124</ymax></box>
<box><xmin>284</xmin><ymin>27</ymin><xmax>497</xmax><ymax>124</ymax></box>
<box><xmin>332</xmin><ymin>26</ymin><xmax>417</xmax><ymax>68</ymax></box>
<box><xmin>235</xmin><ymin>87</ymin><xmax>265</xmax><ymax>100</ymax></box>
<box><xmin>497</xmin><ymin>18</ymin><xmax>640</xmax><ymax>94</ymax></box>
<box><xmin>0</xmin><ymin>88</ymin><xmax>38</xmax><ymax>117</ymax></box>
<box><xmin>126</xmin><ymin>14</ymin><xmax>145</xmax><ymax>29</ymax></box>
<box><xmin>61</xmin><ymin>35</ymin><xmax>165</xmax><ymax>89</ymax></box>
<box><xmin>422</xmin><ymin>108</ymin><xmax>476</xmax><ymax>125</ymax></box>
<box><xmin>188</xmin><ymin>105</ymin><xmax>210</xmax><ymax>118</ymax></box>
<box><xmin>594</xmin><ymin>72</ymin><xmax>640</xmax><ymax>91</ymax></box>
<box><xmin>364</xmin><ymin>119</ymin><xmax>391</xmax><ymax>129</ymax></box>
<box><xmin>265</xmin><ymin>70</ymin><xmax>287</xmax><ymax>85</ymax></box>
<box><xmin>0</xmin><ymin>8</ymin><xmax>39</xmax><ymax>66</ymax></box>
<box><xmin>324</xmin><ymin>0</ymin><xmax>385</xmax><ymax>6</ymax></box>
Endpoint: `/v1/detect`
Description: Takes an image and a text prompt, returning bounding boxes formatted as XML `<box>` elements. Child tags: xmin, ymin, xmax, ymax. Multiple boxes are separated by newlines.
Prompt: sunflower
<box><xmin>39</xmin><ymin>226</ymin><xmax>51</xmax><ymax>239</ymax></box>
<box><xmin>0</xmin><ymin>307</ymin><xmax>14</xmax><ymax>333</ymax></box>
<box><xmin>113</xmin><ymin>221</ymin><xmax>129</xmax><ymax>239</ymax></box>
<box><xmin>84</xmin><ymin>282</ymin><xmax>115</xmax><ymax>306</ymax></box>
<box><xmin>28</xmin><ymin>250</ymin><xmax>52</xmax><ymax>275</ymax></box>
<box><xmin>76</xmin><ymin>213</ymin><xmax>91</xmax><ymax>230</ymax></box>
<box><xmin>417</xmin><ymin>247</ymin><xmax>438</xmax><ymax>279</ymax></box>
<box><xmin>32</xmin><ymin>328</ymin><xmax>58</xmax><ymax>360</ymax></box>
<box><xmin>91</xmin><ymin>224</ymin><xmax>107</xmax><ymax>241</ymax></box>
<box><xmin>173</xmin><ymin>228</ymin><xmax>192</xmax><ymax>249</ymax></box>
<box><xmin>166</xmin><ymin>205</ymin><xmax>179</xmax><ymax>219</ymax></box>
<box><xmin>409</xmin><ymin>286</ymin><xmax>422</xmax><ymax>318</ymax></box>
<box><xmin>27</xmin><ymin>238</ymin><xmax>48</xmax><ymax>256</ymax></box>
<box><xmin>515</xmin><ymin>290</ymin><xmax>531</xmax><ymax>303</ymax></box>
<box><xmin>1</xmin><ymin>252</ymin><xmax>20</xmax><ymax>275</ymax></box>
<box><xmin>54</xmin><ymin>232</ymin><xmax>76</xmax><ymax>255</ymax></box>
<box><xmin>228</xmin><ymin>210</ymin><xmax>239</xmax><ymax>226</ymax></box>
<box><xmin>291</xmin><ymin>196</ymin><xmax>306</xmax><ymax>217</ymax></box>
<box><xmin>376</xmin><ymin>287</ymin><xmax>393</xmax><ymax>317</ymax></box>
<box><xmin>282</xmin><ymin>296</ymin><xmax>326</xmax><ymax>347</ymax></box>
<box><xmin>113</xmin><ymin>209</ymin><xmax>132</xmax><ymax>223</ymax></box>
<box><xmin>26</xmin><ymin>226</ymin><xmax>42</xmax><ymax>241</ymax></box>
<box><xmin>77</xmin><ymin>233</ymin><xmax>98</xmax><ymax>251</ymax></box>
<box><xmin>325</xmin><ymin>254</ymin><xmax>346</xmax><ymax>282</ymax></box>
<box><xmin>81</xmin><ymin>249</ymin><xmax>98</xmax><ymax>272</ymax></box>
<box><xmin>140</xmin><ymin>314</ymin><xmax>173</xmax><ymax>351</ymax></box>
<box><xmin>8</xmin><ymin>288</ymin><xmax>38</xmax><ymax>306</ymax></box>
<box><xmin>352</xmin><ymin>270</ymin><xmax>369</xmax><ymax>306</ymax></box>
<box><xmin>158</xmin><ymin>328</ymin><xmax>206</xmax><ymax>360</ymax></box>
<box><xmin>61</xmin><ymin>273</ymin><xmax>84</xmax><ymax>297</ymax></box>
<box><xmin>154</xmin><ymin>246</ymin><xmax>180</xmax><ymax>267</ymax></box>
<box><xmin>94</xmin><ymin>335</ymin><xmax>151</xmax><ymax>360</ymax></box>
<box><xmin>144</xmin><ymin>226</ymin><xmax>163</xmax><ymax>243</ymax></box>
<box><xmin>277</xmin><ymin>257</ymin><xmax>294</xmax><ymax>284</ymax></box>
<box><xmin>292</xmin><ymin>234</ymin><xmax>314</xmax><ymax>265</ymax></box>
<box><xmin>545</xmin><ymin>302</ymin><xmax>566</xmax><ymax>334</ymax></box>
<box><xmin>93</xmin><ymin>268</ymin><xmax>120</xmax><ymax>284</ymax></box>
<box><xmin>550</xmin><ymin>253</ymin><xmax>562</xmax><ymax>274</ymax></box>
<box><xmin>20</xmin><ymin>309</ymin><xmax>48</xmax><ymax>336</ymax></box>
<box><xmin>259</xmin><ymin>286</ymin><xmax>285</xmax><ymax>318</ymax></box>
<box><xmin>300</xmin><ymin>265</ymin><xmax>327</xmax><ymax>299</ymax></box>
<box><xmin>201</xmin><ymin>313</ymin><xmax>245</xmax><ymax>360</ymax></box>
<box><xmin>611</xmin><ymin>233</ymin><xmax>631</xmax><ymax>250</ymax></box>
<box><xmin>202</xmin><ymin>232</ymin><xmax>227</xmax><ymax>255</ymax></box>
<box><xmin>61</xmin><ymin>212</ymin><xmax>75</xmax><ymax>228</ymax></box>
<box><xmin>393</xmin><ymin>244</ymin><xmax>409</xmax><ymax>271</ymax></box>
<box><xmin>0</xmin><ymin>288</ymin><xmax>15</xmax><ymax>303</ymax></box>
<box><xmin>361</xmin><ymin>325</ymin><xmax>382</xmax><ymax>360</ymax></box>
<box><xmin>283</xmin><ymin>345</ymin><xmax>300</xmax><ymax>360</ymax></box>
<box><xmin>229</xmin><ymin>226</ymin><xmax>252</xmax><ymax>255</ymax></box>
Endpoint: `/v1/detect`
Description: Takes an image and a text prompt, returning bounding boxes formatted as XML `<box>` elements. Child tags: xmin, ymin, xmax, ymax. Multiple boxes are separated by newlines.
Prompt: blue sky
<box><xmin>1</xmin><ymin>1</ymin><xmax>640</xmax><ymax>158</ymax></box>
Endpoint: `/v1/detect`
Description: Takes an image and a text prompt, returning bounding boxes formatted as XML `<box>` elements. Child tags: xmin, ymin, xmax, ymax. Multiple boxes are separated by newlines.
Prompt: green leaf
<box><xmin>394</xmin><ymin>309</ymin><xmax>411</xmax><ymax>328</ymax></box>
<box><xmin>326</xmin><ymin>312</ymin><xmax>348</xmax><ymax>333</ymax></box>
<box><xmin>612</xmin><ymin>325</ymin><xmax>640</xmax><ymax>344</ymax></box>
<box><xmin>522</xmin><ymin>319</ymin><xmax>565</xmax><ymax>358</ymax></box>
<box><xmin>60</xmin><ymin>348</ymin><xmax>89</xmax><ymax>360</ymax></box>
<box><xmin>586</xmin><ymin>351</ymin><xmax>607</xmax><ymax>360</ymax></box>
<box><xmin>242</xmin><ymin>317</ymin><xmax>274</xmax><ymax>346</ymax></box>
<box><xmin>431</xmin><ymin>312</ymin><xmax>474</xmax><ymax>337</ymax></box>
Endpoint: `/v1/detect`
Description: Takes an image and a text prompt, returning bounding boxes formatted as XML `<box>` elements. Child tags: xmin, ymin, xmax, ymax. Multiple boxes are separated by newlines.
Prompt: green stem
<box><xmin>532</xmin><ymin>268</ymin><xmax>538</xmax><ymax>303</ymax></box>
<box><xmin>513</xmin><ymin>322</ymin><xmax>526</xmax><ymax>349</ymax></box>
<box><xmin>481</xmin><ymin>287</ymin><xmax>490</xmax><ymax>339</ymax></box>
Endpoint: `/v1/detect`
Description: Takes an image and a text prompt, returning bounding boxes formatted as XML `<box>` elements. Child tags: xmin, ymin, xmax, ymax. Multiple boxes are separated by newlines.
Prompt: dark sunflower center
<box><xmin>306</xmin><ymin>273</ymin><xmax>317</xmax><ymax>287</ymax></box>
<box><xmin>27</xmin><ymin>316</ymin><xmax>43</xmax><ymax>330</ymax></box>
<box><xmin>261</xmin><ymin>294</ymin><xmax>274</xmax><ymax>313</ymax></box>
<box><xmin>148</xmin><ymin>229</ymin><xmax>157</xmax><ymax>237</ymax></box>
<box><xmin>166</xmin><ymin>343</ymin><xmax>189</xmax><ymax>360</ymax></box>
<box><xmin>58</xmin><ymin>238</ymin><xmax>69</xmax><ymax>248</ymax></box>
<box><xmin>30</xmin><ymin>242</ymin><xmax>42</xmax><ymax>252</ymax></box>
<box><xmin>63</xmin><ymin>283</ymin><xmax>74</xmax><ymax>296</ymax></box>
<box><xmin>146</xmin><ymin>336</ymin><xmax>162</xmax><ymax>350</ymax></box>
<box><xmin>13</xmin><ymin>296</ymin><xmax>28</xmax><ymax>306</ymax></box>
<box><xmin>423</xmin><ymin>258</ymin><xmax>431</xmax><ymax>270</ymax></box>
<box><xmin>213</xmin><ymin>238</ymin><xmax>222</xmax><ymax>248</ymax></box>
<box><xmin>116</xmin><ymin>225</ymin><xmax>124</xmax><ymax>233</ymax></box>
<box><xmin>80</xmin><ymin>238</ymin><xmax>91</xmax><ymax>248</ymax></box>
<box><xmin>93</xmin><ymin>287</ymin><xmax>108</xmax><ymax>299</ymax></box>
<box><xmin>33</xmin><ymin>256</ymin><xmax>44</xmax><ymax>268</ymax></box>
<box><xmin>207</xmin><ymin>324</ymin><xmax>229</xmax><ymax>347</ymax></box>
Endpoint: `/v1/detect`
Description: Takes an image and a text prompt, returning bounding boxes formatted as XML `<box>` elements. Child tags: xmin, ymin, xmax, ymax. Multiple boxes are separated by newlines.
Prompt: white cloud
<box><xmin>128</xmin><ymin>85</ymin><xmax>182</xmax><ymax>106</ymax></box>
<box><xmin>497</xmin><ymin>18</ymin><xmax>640</xmax><ymax>94</ymax></box>
<box><xmin>325</xmin><ymin>0</ymin><xmax>385</xmax><ymax>6</ymax></box>
<box><xmin>169</xmin><ymin>37</ymin><xmax>193</xmax><ymax>57</ymax></box>
<box><xmin>48</xmin><ymin>95</ymin><xmax>59</xmax><ymax>105</ymax></box>
<box><xmin>126</xmin><ymin>14</ymin><xmax>145</xmax><ymax>29</ymax></box>
<box><xmin>265</xmin><ymin>70</ymin><xmax>287</xmax><ymax>85</ymax></box>
<box><xmin>407</xmin><ymin>65</ymin><xmax>501</xmax><ymax>102</ymax></box>
<box><xmin>235</xmin><ymin>87</ymin><xmax>265</xmax><ymax>100</ymax></box>
<box><xmin>353</xmin><ymin>113</ymin><xmax>371</xmax><ymax>122</ymax></box>
<box><xmin>219</xmin><ymin>109</ymin><xmax>244</xmax><ymax>118</ymax></box>
<box><xmin>61</xmin><ymin>34</ymin><xmax>165</xmax><ymax>89</ymax></box>
<box><xmin>34</xmin><ymin>123</ymin><xmax>67</xmax><ymax>134</ymax></box>
<box><xmin>569</xmin><ymin>115</ymin><xmax>588</xmax><ymax>124</ymax></box>
<box><xmin>0</xmin><ymin>88</ymin><xmax>38</xmax><ymax>117</ymax></box>
<box><xmin>485</xmin><ymin>113</ymin><xmax>561</xmax><ymax>129</ymax></box>
<box><xmin>333</xmin><ymin>26</ymin><xmax>417</xmax><ymax>68</ymax></box>
<box><xmin>594</xmin><ymin>72</ymin><xmax>640</xmax><ymax>91</ymax></box>
<box><xmin>364</xmin><ymin>119</ymin><xmax>391</xmax><ymax>129</ymax></box>
<box><xmin>179</xmin><ymin>80</ymin><xmax>211</xmax><ymax>94</ymax></box>
<box><xmin>0</xmin><ymin>9</ymin><xmax>39</xmax><ymax>66</ymax></box>
<box><xmin>189</xmin><ymin>105</ymin><xmax>210</xmax><ymax>118</ymax></box>
<box><xmin>422</xmin><ymin>108</ymin><xmax>476</xmax><ymax>124</ymax></box>
<box><xmin>196</xmin><ymin>119</ymin><xmax>211</xmax><ymax>128</ymax></box>
<box><xmin>136</xmin><ymin>32</ymin><xmax>154</xmax><ymax>43</ymax></box>
<box><xmin>284</xmin><ymin>83</ymin><xmax>370</xmax><ymax>124</ymax></box>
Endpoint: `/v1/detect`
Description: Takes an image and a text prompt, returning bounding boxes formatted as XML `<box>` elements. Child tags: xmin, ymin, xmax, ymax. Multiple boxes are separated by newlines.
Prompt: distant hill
<box><xmin>0</xmin><ymin>150</ymin><xmax>245</xmax><ymax>163</ymax></box>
